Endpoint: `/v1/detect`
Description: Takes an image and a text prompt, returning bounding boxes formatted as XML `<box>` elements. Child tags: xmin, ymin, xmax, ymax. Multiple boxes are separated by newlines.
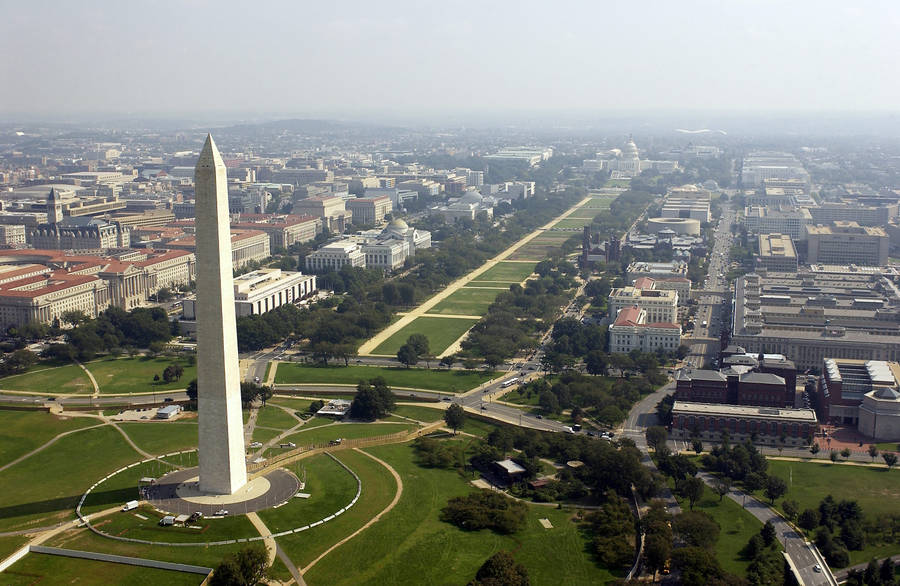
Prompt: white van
<box><xmin>122</xmin><ymin>500</ymin><xmax>139</xmax><ymax>512</ymax></box>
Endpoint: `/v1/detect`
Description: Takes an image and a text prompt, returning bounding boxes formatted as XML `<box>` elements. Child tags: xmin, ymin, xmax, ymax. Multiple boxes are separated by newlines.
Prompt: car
<box><xmin>253</xmin><ymin>376</ymin><xmax>260</xmax><ymax>383</ymax></box>
<box><xmin>163</xmin><ymin>397</ymin><xmax>174</xmax><ymax>402</ymax></box>
<box><xmin>535</xmin><ymin>414</ymin><xmax>543</xmax><ymax>419</ymax></box>
<box><xmin>215</xmin><ymin>509</ymin><xmax>229</xmax><ymax>516</ymax></box>
<box><xmin>249</xmin><ymin>441</ymin><xmax>263</xmax><ymax>448</ymax></box>
<box><xmin>442</xmin><ymin>397</ymin><xmax>451</xmax><ymax>402</ymax></box>
<box><xmin>813</xmin><ymin>564</ymin><xmax>822</xmax><ymax>573</ymax></box>
<box><xmin>481</xmin><ymin>406</ymin><xmax>487</xmax><ymax>410</ymax></box>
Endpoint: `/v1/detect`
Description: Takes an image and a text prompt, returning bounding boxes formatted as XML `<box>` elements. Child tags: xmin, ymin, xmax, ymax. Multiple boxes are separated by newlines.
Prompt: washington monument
<box><xmin>195</xmin><ymin>134</ymin><xmax>248</xmax><ymax>495</ymax></box>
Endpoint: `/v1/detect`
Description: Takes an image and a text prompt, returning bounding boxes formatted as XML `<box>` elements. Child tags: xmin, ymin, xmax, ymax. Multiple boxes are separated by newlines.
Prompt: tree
<box><xmin>440</xmin><ymin>354</ymin><xmax>456</xmax><ymax>369</ymax></box>
<box><xmin>883</xmin><ymin>452</ymin><xmax>898</xmax><ymax>470</ymax></box>
<box><xmin>744</xmin><ymin>471</ymin><xmax>767</xmax><ymax>492</ymax></box>
<box><xmin>868</xmin><ymin>445</ymin><xmax>879</xmax><ymax>462</ymax></box>
<box><xmin>407</xmin><ymin>333</ymin><xmax>430</xmax><ymax>358</ymax></box>
<box><xmin>673</xmin><ymin>511</ymin><xmax>720</xmax><ymax>549</ymax></box>
<box><xmin>681</xmin><ymin>476</ymin><xmax>705</xmax><ymax>511</ymax></box>
<box><xmin>692</xmin><ymin>438</ymin><xmax>703</xmax><ymax>454</ymax></box>
<box><xmin>811</xmin><ymin>442</ymin><xmax>821</xmax><ymax>455</ymax></box>
<box><xmin>830</xmin><ymin>450</ymin><xmax>839</xmax><ymax>463</ymax></box>
<box><xmin>712</xmin><ymin>477</ymin><xmax>731</xmax><ymax>502</ymax></box>
<box><xmin>644</xmin><ymin>532</ymin><xmax>672</xmax><ymax>575</ymax></box>
<box><xmin>841</xmin><ymin>447</ymin><xmax>851</xmax><ymax>460</ymax></box>
<box><xmin>645</xmin><ymin>426</ymin><xmax>668</xmax><ymax>452</ymax></box>
<box><xmin>186</xmin><ymin>379</ymin><xmax>198</xmax><ymax>401</ymax></box>
<box><xmin>764</xmin><ymin>475</ymin><xmax>788</xmax><ymax>504</ymax></box>
<box><xmin>538</xmin><ymin>390</ymin><xmax>559</xmax><ymax>414</ymax></box>
<box><xmin>349</xmin><ymin>378</ymin><xmax>395</xmax><ymax>421</ymax></box>
<box><xmin>761</xmin><ymin>520</ymin><xmax>777</xmax><ymax>546</ymax></box>
<box><xmin>782</xmin><ymin>499</ymin><xmax>800</xmax><ymax>521</ymax></box>
<box><xmin>469</xmin><ymin>551</ymin><xmax>529</xmax><ymax>586</ymax></box>
<box><xmin>61</xmin><ymin>310</ymin><xmax>90</xmax><ymax>326</ymax></box>
<box><xmin>444</xmin><ymin>403</ymin><xmax>466</xmax><ymax>434</ymax></box>
<box><xmin>879</xmin><ymin>557</ymin><xmax>894</xmax><ymax>585</ymax></box>
<box><xmin>798</xmin><ymin>508</ymin><xmax>820</xmax><ymax>530</ymax></box>
<box><xmin>397</xmin><ymin>343</ymin><xmax>418</xmax><ymax>368</ymax></box>
<box><xmin>210</xmin><ymin>545</ymin><xmax>269</xmax><ymax>585</ymax></box>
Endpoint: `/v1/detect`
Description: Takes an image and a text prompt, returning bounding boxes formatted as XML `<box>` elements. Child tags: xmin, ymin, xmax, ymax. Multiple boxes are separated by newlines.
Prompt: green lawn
<box><xmin>552</xmin><ymin>218</ymin><xmax>594</xmax><ymax>229</ymax></box>
<box><xmin>763</xmin><ymin>460</ymin><xmax>900</xmax><ymax>566</ymax></box>
<box><xmin>674</xmin><ymin>489</ymin><xmax>762</xmax><ymax>576</ymax></box>
<box><xmin>427</xmin><ymin>288</ymin><xmax>502</xmax><ymax>316</ymax></box>
<box><xmin>44</xmin><ymin>524</ymin><xmax>249</xmax><ymax>570</ymax></box>
<box><xmin>268</xmin><ymin>422</ymin><xmax>415</xmax><ymax>457</ymax></box>
<box><xmin>252</xmin><ymin>426</ymin><xmax>283</xmax><ymax>445</ymax></box>
<box><xmin>275</xmin><ymin>363</ymin><xmax>496</xmax><ymax>393</ymax></box>
<box><xmin>392</xmin><ymin>404</ymin><xmax>446</xmax><ymax>423</ymax></box>
<box><xmin>0</xmin><ymin>363</ymin><xmax>93</xmax><ymax>394</ymax></box>
<box><xmin>604</xmin><ymin>179</ymin><xmax>631</xmax><ymax>188</ymax></box>
<box><xmin>0</xmin><ymin>534</ymin><xmax>28</xmax><ymax>561</ymax></box>
<box><xmin>472</xmin><ymin>261</ymin><xmax>536</xmax><ymax>283</ymax></box>
<box><xmin>257</xmin><ymin>454</ymin><xmax>358</xmax><ymax>533</ymax></box>
<box><xmin>304</xmin><ymin>442</ymin><xmax>616</xmax><ymax>586</ymax></box>
<box><xmin>269</xmin><ymin>397</ymin><xmax>315</xmax><ymax>413</ymax></box>
<box><xmin>256</xmin><ymin>405</ymin><xmax>300</xmax><ymax>430</ymax></box>
<box><xmin>86</xmin><ymin>356</ymin><xmax>197</xmax><ymax>394</ymax></box>
<box><xmin>91</xmin><ymin>502</ymin><xmax>258</xmax><ymax>543</ymax></box>
<box><xmin>4</xmin><ymin>553</ymin><xmax>204</xmax><ymax>586</ymax></box>
<box><xmin>274</xmin><ymin>449</ymin><xmax>397</xmax><ymax>572</ymax></box>
<box><xmin>0</xmin><ymin>425</ymin><xmax>140</xmax><ymax>532</ymax></box>
<box><xmin>117</xmin><ymin>421</ymin><xmax>198</xmax><ymax>456</ymax></box>
<box><xmin>371</xmin><ymin>316</ymin><xmax>480</xmax><ymax>357</ymax></box>
<box><xmin>0</xmin><ymin>410</ymin><xmax>98</xmax><ymax>467</ymax></box>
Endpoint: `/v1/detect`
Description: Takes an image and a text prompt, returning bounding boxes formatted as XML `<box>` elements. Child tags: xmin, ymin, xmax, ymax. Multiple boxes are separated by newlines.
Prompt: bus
<box><xmin>500</xmin><ymin>377</ymin><xmax>519</xmax><ymax>388</ymax></box>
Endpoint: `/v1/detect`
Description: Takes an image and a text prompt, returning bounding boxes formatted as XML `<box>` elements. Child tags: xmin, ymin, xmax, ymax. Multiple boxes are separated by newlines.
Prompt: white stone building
<box><xmin>608</xmin><ymin>305</ymin><xmax>681</xmax><ymax>354</ymax></box>
<box><xmin>608</xmin><ymin>281</ymin><xmax>678</xmax><ymax>324</ymax></box>
<box><xmin>305</xmin><ymin>240</ymin><xmax>365</xmax><ymax>273</ymax></box>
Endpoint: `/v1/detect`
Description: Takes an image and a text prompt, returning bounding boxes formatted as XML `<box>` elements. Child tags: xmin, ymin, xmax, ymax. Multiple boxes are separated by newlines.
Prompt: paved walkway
<box><xmin>75</xmin><ymin>360</ymin><xmax>100</xmax><ymax>397</ymax></box>
<box><xmin>246</xmin><ymin>512</ymin><xmax>277</xmax><ymax>565</ymax></box>
<box><xmin>300</xmin><ymin>448</ymin><xmax>404</xmax><ymax>576</ymax></box>
<box><xmin>357</xmin><ymin>196</ymin><xmax>591</xmax><ymax>356</ymax></box>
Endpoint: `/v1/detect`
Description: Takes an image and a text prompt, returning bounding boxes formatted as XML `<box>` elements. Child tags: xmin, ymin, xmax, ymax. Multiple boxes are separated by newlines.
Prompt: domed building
<box><xmin>858</xmin><ymin>386</ymin><xmax>900</xmax><ymax>441</ymax></box>
<box><xmin>605</xmin><ymin>136</ymin><xmax>643</xmax><ymax>177</ymax></box>
<box><xmin>378</xmin><ymin>217</ymin><xmax>431</xmax><ymax>255</ymax></box>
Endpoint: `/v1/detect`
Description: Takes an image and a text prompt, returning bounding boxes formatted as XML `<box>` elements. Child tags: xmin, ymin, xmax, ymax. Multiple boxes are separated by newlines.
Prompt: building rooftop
<box><xmin>758</xmin><ymin>233</ymin><xmax>796</xmax><ymax>259</ymax></box>
<box><xmin>673</xmin><ymin>401</ymin><xmax>818</xmax><ymax>422</ymax></box>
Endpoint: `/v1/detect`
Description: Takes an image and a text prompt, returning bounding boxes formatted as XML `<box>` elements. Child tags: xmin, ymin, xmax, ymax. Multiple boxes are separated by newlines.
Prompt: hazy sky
<box><xmin>2</xmin><ymin>0</ymin><xmax>898</xmax><ymax>119</ymax></box>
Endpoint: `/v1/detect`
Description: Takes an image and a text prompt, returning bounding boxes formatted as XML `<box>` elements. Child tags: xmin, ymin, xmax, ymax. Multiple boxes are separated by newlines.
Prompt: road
<box><xmin>682</xmin><ymin>206</ymin><xmax>735</xmax><ymax>369</ymax></box>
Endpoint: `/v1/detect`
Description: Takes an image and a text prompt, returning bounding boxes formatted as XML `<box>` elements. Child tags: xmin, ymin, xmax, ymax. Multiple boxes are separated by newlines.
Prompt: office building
<box><xmin>743</xmin><ymin>206</ymin><xmax>812</xmax><ymax>240</ymax></box>
<box><xmin>0</xmin><ymin>225</ymin><xmax>26</xmax><ymax>246</ymax></box>
<box><xmin>741</xmin><ymin>152</ymin><xmax>810</xmax><ymax>187</ymax></box>
<box><xmin>167</xmin><ymin>229</ymin><xmax>270</xmax><ymax>270</ymax></box>
<box><xmin>731</xmin><ymin>270</ymin><xmax>900</xmax><ymax>370</ymax></box>
<box><xmin>608</xmin><ymin>306</ymin><xmax>681</xmax><ymax>353</ymax></box>
<box><xmin>809</xmin><ymin>202</ymin><xmax>896</xmax><ymax>228</ymax></box>
<box><xmin>183</xmin><ymin>268</ymin><xmax>316</xmax><ymax>319</ymax></box>
<box><xmin>756</xmin><ymin>233</ymin><xmax>798</xmax><ymax>272</ymax></box>
<box><xmin>291</xmin><ymin>196</ymin><xmax>351</xmax><ymax>233</ymax></box>
<box><xmin>806</xmin><ymin>221</ymin><xmax>888</xmax><ymax>266</ymax></box>
<box><xmin>231</xmin><ymin>214</ymin><xmax>320</xmax><ymax>249</ymax></box>
<box><xmin>347</xmin><ymin>196</ymin><xmax>392</xmax><ymax>225</ymax></box>
<box><xmin>661</xmin><ymin>185</ymin><xmax>710</xmax><ymax>222</ymax></box>
<box><xmin>670</xmin><ymin>401</ymin><xmax>817</xmax><ymax>446</ymax></box>
<box><xmin>819</xmin><ymin>358</ymin><xmax>900</xmax><ymax>440</ymax></box>
<box><xmin>608</xmin><ymin>279</ymin><xmax>678</xmax><ymax>323</ymax></box>
<box><xmin>304</xmin><ymin>240</ymin><xmax>365</xmax><ymax>273</ymax></box>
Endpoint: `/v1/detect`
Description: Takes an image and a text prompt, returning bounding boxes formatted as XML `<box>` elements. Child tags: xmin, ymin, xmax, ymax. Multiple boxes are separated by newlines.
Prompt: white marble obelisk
<box><xmin>195</xmin><ymin>134</ymin><xmax>247</xmax><ymax>495</ymax></box>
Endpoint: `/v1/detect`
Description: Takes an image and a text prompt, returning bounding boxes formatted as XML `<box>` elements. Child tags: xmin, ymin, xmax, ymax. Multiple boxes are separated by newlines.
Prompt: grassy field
<box><xmin>275</xmin><ymin>363</ymin><xmax>496</xmax><ymax>393</ymax></box>
<box><xmin>269</xmin><ymin>396</ymin><xmax>315</xmax><ymax>413</ymax></box>
<box><xmin>427</xmin><ymin>287</ymin><xmax>501</xmax><ymax>316</ymax></box>
<box><xmin>304</xmin><ymin>442</ymin><xmax>616</xmax><ymax>586</ymax></box>
<box><xmin>87</xmin><ymin>356</ymin><xmax>197</xmax><ymax>394</ymax></box>
<box><xmin>45</xmin><ymin>524</ymin><xmax>249</xmax><ymax>570</ymax></box>
<box><xmin>0</xmin><ymin>425</ymin><xmax>140</xmax><ymax>531</ymax></box>
<box><xmin>552</xmin><ymin>218</ymin><xmax>595</xmax><ymax>229</ymax></box>
<box><xmin>273</xmin><ymin>449</ymin><xmax>397</xmax><ymax>574</ymax></box>
<box><xmin>91</xmin><ymin>502</ymin><xmax>258</xmax><ymax>543</ymax></box>
<box><xmin>763</xmin><ymin>460</ymin><xmax>900</xmax><ymax>565</ymax></box>
<box><xmin>258</xmin><ymin>454</ymin><xmax>358</xmax><ymax>533</ymax></box>
<box><xmin>0</xmin><ymin>534</ymin><xmax>28</xmax><ymax>560</ymax></box>
<box><xmin>392</xmin><ymin>404</ymin><xmax>446</xmax><ymax>422</ymax></box>
<box><xmin>256</xmin><ymin>404</ymin><xmax>300</xmax><ymax>429</ymax></box>
<box><xmin>471</xmin><ymin>261</ymin><xmax>536</xmax><ymax>283</ymax></box>
<box><xmin>673</xmin><ymin>488</ymin><xmax>762</xmax><ymax>576</ymax></box>
<box><xmin>604</xmin><ymin>179</ymin><xmax>631</xmax><ymax>188</ymax></box>
<box><xmin>4</xmin><ymin>553</ymin><xmax>204</xmax><ymax>586</ymax></box>
<box><xmin>764</xmin><ymin>460</ymin><xmax>900</xmax><ymax>519</ymax></box>
<box><xmin>583</xmin><ymin>196</ymin><xmax>618</xmax><ymax>209</ymax></box>
<box><xmin>508</xmin><ymin>232</ymin><xmax>576</xmax><ymax>261</ymax></box>
<box><xmin>117</xmin><ymin>421</ymin><xmax>198</xmax><ymax>456</ymax></box>
<box><xmin>252</xmin><ymin>426</ymin><xmax>284</xmax><ymax>445</ymax></box>
<box><xmin>269</xmin><ymin>422</ymin><xmax>415</xmax><ymax>457</ymax></box>
<box><xmin>0</xmin><ymin>363</ymin><xmax>93</xmax><ymax>394</ymax></box>
<box><xmin>0</xmin><ymin>410</ymin><xmax>98</xmax><ymax>466</ymax></box>
<box><xmin>370</xmin><ymin>316</ymin><xmax>480</xmax><ymax>356</ymax></box>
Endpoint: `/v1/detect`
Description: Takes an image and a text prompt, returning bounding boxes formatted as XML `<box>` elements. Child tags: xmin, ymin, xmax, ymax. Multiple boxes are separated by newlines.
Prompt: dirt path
<box><xmin>358</xmin><ymin>196</ymin><xmax>592</xmax><ymax>356</ymax></box>
<box><xmin>299</xmin><ymin>448</ymin><xmax>404</xmax><ymax>576</ymax></box>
